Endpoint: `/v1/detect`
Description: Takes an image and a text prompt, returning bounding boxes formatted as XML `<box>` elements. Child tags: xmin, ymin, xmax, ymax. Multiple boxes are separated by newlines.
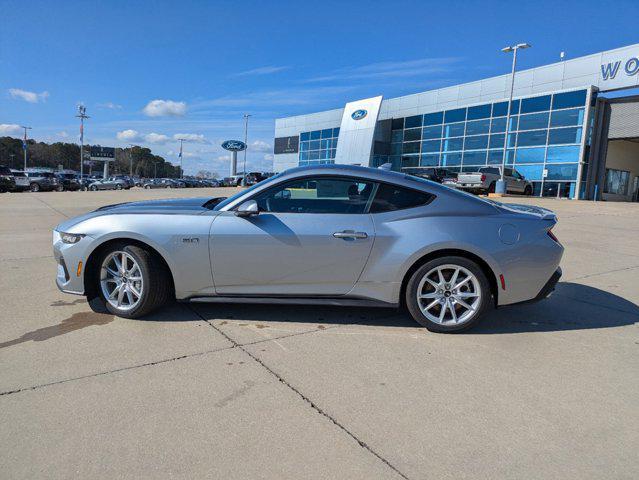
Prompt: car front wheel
<box><xmin>405</xmin><ymin>256</ymin><xmax>492</xmax><ymax>333</ymax></box>
<box><xmin>94</xmin><ymin>244</ymin><xmax>172</xmax><ymax>318</ymax></box>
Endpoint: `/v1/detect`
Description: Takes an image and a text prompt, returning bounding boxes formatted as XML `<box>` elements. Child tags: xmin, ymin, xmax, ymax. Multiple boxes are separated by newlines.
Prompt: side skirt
<box><xmin>185</xmin><ymin>296</ymin><xmax>398</xmax><ymax>308</ymax></box>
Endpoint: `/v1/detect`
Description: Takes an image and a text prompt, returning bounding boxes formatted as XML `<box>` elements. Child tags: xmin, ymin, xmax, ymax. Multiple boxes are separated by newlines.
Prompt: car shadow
<box><xmin>189</xmin><ymin>282</ymin><xmax>638</xmax><ymax>334</ymax></box>
<box><xmin>471</xmin><ymin>282</ymin><xmax>639</xmax><ymax>334</ymax></box>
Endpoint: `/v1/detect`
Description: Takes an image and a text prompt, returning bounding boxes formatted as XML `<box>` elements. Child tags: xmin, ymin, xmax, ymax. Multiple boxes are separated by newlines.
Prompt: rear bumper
<box><xmin>513</xmin><ymin>267</ymin><xmax>562</xmax><ymax>305</ymax></box>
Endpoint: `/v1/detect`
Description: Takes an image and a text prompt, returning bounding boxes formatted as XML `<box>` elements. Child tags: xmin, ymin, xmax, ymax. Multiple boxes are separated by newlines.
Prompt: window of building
<box><xmin>545</xmin><ymin>163</ymin><xmax>578</xmax><ymax>181</ymax></box>
<box><xmin>299</xmin><ymin>128</ymin><xmax>339</xmax><ymax>166</ymax></box>
<box><xmin>402</xmin><ymin>142</ymin><xmax>421</xmax><ymax>154</ymax></box>
<box><xmin>604</xmin><ymin>169</ymin><xmax>630</xmax><ymax>195</ymax></box>
<box><xmin>443</xmin><ymin>122</ymin><xmax>465</xmax><ymax>138</ymax></box>
<box><xmin>550</xmin><ymin>108</ymin><xmax>584</xmax><ymax>127</ymax></box>
<box><xmin>423</xmin><ymin>111</ymin><xmax>443</xmax><ymax>126</ymax></box>
<box><xmin>444</xmin><ymin>108</ymin><xmax>466</xmax><ymax>123</ymax></box>
<box><xmin>463</xmin><ymin>150</ymin><xmax>487</xmax><ymax>165</ymax></box>
<box><xmin>546</xmin><ymin>145</ymin><xmax>580</xmax><ymax>163</ymax></box>
<box><xmin>548</xmin><ymin>127</ymin><xmax>582</xmax><ymax>145</ymax></box>
<box><xmin>516</xmin><ymin>130</ymin><xmax>548</xmax><ymax>147</ymax></box>
<box><xmin>370</xmin><ymin>183</ymin><xmax>434</xmax><ymax>213</ymax></box>
<box><xmin>443</xmin><ymin>137</ymin><xmax>464</xmax><ymax>152</ymax></box>
<box><xmin>467</xmin><ymin>104</ymin><xmax>492</xmax><ymax>120</ymax></box>
<box><xmin>515</xmin><ymin>147</ymin><xmax>546</xmax><ymax>163</ymax></box>
<box><xmin>403</xmin><ymin>128</ymin><xmax>422</xmax><ymax>142</ymax></box>
<box><xmin>520</xmin><ymin>95</ymin><xmax>551</xmax><ymax>114</ymax></box>
<box><xmin>421</xmin><ymin>139</ymin><xmax>441</xmax><ymax>153</ymax></box>
<box><xmin>518</xmin><ymin>112</ymin><xmax>550</xmax><ymax>131</ymax></box>
<box><xmin>464</xmin><ymin>135</ymin><xmax>489</xmax><ymax>150</ymax></box>
<box><xmin>422</xmin><ymin>125</ymin><xmax>443</xmax><ymax>139</ymax></box>
<box><xmin>404</xmin><ymin>115</ymin><xmax>423</xmax><ymax>129</ymax></box>
<box><xmin>552</xmin><ymin>90</ymin><xmax>587</xmax><ymax>110</ymax></box>
<box><xmin>465</xmin><ymin>119</ymin><xmax>491</xmax><ymax>136</ymax></box>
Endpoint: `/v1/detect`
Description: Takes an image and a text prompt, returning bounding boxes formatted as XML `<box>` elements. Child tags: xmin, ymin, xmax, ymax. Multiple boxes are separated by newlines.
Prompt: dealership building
<box><xmin>273</xmin><ymin>43</ymin><xmax>639</xmax><ymax>200</ymax></box>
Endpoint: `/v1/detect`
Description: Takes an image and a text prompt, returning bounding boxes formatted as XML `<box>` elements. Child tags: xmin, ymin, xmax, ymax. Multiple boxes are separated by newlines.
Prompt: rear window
<box><xmin>479</xmin><ymin>167</ymin><xmax>499</xmax><ymax>175</ymax></box>
<box><xmin>370</xmin><ymin>183</ymin><xmax>434</xmax><ymax>213</ymax></box>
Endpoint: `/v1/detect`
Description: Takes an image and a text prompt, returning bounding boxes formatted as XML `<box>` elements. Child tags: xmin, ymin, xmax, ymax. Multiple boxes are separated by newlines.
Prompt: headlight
<box><xmin>60</xmin><ymin>232</ymin><xmax>86</xmax><ymax>244</ymax></box>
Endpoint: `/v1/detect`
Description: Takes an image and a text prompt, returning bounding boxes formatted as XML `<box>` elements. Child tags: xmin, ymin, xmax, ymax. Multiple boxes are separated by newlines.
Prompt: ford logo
<box><xmin>221</xmin><ymin>140</ymin><xmax>247</xmax><ymax>152</ymax></box>
<box><xmin>351</xmin><ymin>109</ymin><xmax>367</xmax><ymax>120</ymax></box>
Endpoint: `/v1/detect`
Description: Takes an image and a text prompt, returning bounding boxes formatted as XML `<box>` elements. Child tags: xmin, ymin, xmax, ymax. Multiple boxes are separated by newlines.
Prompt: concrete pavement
<box><xmin>1</xmin><ymin>189</ymin><xmax>637</xmax><ymax>479</ymax></box>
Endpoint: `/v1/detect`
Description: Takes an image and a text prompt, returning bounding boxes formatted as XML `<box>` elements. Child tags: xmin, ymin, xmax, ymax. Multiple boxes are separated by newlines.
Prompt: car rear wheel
<box><xmin>90</xmin><ymin>185</ymin><xmax>97</xmax><ymax>191</ymax></box>
<box><xmin>94</xmin><ymin>244</ymin><xmax>172</xmax><ymax>318</ymax></box>
<box><xmin>524</xmin><ymin>185</ymin><xmax>533</xmax><ymax>196</ymax></box>
<box><xmin>56</xmin><ymin>185</ymin><xmax>64</xmax><ymax>192</ymax></box>
<box><xmin>116</xmin><ymin>184</ymin><xmax>123</xmax><ymax>190</ymax></box>
<box><xmin>405</xmin><ymin>256</ymin><xmax>492</xmax><ymax>333</ymax></box>
<box><xmin>30</xmin><ymin>183</ymin><xmax>40</xmax><ymax>192</ymax></box>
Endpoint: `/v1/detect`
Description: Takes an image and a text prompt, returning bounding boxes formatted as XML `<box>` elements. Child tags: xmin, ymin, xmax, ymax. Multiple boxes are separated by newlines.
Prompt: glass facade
<box><xmin>298</xmin><ymin>127</ymin><xmax>339</xmax><ymax>166</ymax></box>
<box><xmin>384</xmin><ymin>89</ymin><xmax>589</xmax><ymax>196</ymax></box>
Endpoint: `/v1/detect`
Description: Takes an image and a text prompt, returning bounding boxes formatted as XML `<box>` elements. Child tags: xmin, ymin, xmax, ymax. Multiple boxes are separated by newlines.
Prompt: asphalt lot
<box><xmin>1</xmin><ymin>188</ymin><xmax>638</xmax><ymax>479</ymax></box>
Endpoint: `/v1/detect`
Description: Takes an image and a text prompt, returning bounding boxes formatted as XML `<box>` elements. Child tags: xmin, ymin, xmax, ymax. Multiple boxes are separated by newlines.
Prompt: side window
<box><xmin>370</xmin><ymin>183</ymin><xmax>434</xmax><ymax>213</ymax></box>
<box><xmin>252</xmin><ymin>177</ymin><xmax>374</xmax><ymax>214</ymax></box>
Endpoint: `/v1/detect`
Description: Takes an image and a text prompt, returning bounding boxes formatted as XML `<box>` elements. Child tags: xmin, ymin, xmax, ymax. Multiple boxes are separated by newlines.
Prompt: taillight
<box><xmin>547</xmin><ymin>228</ymin><xmax>559</xmax><ymax>243</ymax></box>
<box><xmin>480</xmin><ymin>174</ymin><xmax>486</xmax><ymax>182</ymax></box>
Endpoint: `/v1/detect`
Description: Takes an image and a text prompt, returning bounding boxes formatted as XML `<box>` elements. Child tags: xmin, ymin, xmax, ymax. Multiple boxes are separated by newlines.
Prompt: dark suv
<box><xmin>0</xmin><ymin>165</ymin><xmax>16</xmax><ymax>193</ymax></box>
<box><xmin>55</xmin><ymin>172</ymin><xmax>82</xmax><ymax>191</ymax></box>
<box><xmin>25</xmin><ymin>170</ymin><xmax>60</xmax><ymax>192</ymax></box>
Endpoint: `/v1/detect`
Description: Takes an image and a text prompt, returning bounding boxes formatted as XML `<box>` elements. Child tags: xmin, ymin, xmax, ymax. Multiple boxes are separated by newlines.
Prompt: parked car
<box><xmin>88</xmin><ymin>177</ymin><xmax>130</xmax><ymax>191</ymax></box>
<box><xmin>408</xmin><ymin>168</ymin><xmax>459</xmax><ymax>184</ymax></box>
<box><xmin>52</xmin><ymin>164</ymin><xmax>563</xmax><ymax>333</ymax></box>
<box><xmin>0</xmin><ymin>165</ymin><xmax>17</xmax><ymax>192</ymax></box>
<box><xmin>112</xmin><ymin>175</ymin><xmax>136</xmax><ymax>188</ymax></box>
<box><xmin>25</xmin><ymin>170</ymin><xmax>60</xmax><ymax>192</ymax></box>
<box><xmin>450</xmin><ymin>167</ymin><xmax>533</xmax><ymax>195</ymax></box>
<box><xmin>9</xmin><ymin>170</ymin><xmax>30</xmax><ymax>191</ymax></box>
<box><xmin>55</xmin><ymin>172</ymin><xmax>82</xmax><ymax>191</ymax></box>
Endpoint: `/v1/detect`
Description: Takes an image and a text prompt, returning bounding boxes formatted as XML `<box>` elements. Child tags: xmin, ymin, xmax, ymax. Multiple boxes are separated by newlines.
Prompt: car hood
<box><xmin>55</xmin><ymin>197</ymin><xmax>225</xmax><ymax>232</ymax></box>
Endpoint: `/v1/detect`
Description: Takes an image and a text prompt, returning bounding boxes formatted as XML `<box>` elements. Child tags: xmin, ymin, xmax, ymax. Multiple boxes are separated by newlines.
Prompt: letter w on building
<box><xmin>601</xmin><ymin>61</ymin><xmax>621</xmax><ymax>80</ymax></box>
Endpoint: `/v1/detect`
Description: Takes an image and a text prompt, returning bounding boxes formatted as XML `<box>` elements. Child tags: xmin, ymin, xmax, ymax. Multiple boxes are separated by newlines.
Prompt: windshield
<box><xmin>213</xmin><ymin>172</ymin><xmax>284</xmax><ymax>211</ymax></box>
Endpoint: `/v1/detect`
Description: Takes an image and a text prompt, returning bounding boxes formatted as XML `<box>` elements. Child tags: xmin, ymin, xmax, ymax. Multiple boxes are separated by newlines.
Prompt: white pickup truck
<box><xmin>446</xmin><ymin>166</ymin><xmax>533</xmax><ymax>195</ymax></box>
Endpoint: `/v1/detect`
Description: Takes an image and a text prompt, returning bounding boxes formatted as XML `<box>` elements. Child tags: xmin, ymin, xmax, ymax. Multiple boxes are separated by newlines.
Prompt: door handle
<box><xmin>333</xmin><ymin>230</ymin><xmax>368</xmax><ymax>239</ymax></box>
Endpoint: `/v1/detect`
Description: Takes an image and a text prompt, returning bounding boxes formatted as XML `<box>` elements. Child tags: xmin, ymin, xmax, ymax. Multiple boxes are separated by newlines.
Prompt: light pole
<box><xmin>177</xmin><ymin>138</ymin><xmax>185</xmax><ymax>178</ymax></box>
<box><xmin>128</xmin><ymin>144</ymin><xmax>136</xmax><ymax>176</ymax></box>
<box><xmin>496</xmin><ymin>43</ymin><xmax>530</xmax><ymax>195</ymax></box>
<box><xmin>76</xmin><ymin>106</ymin><xmax>89</xmax><ymax>179</ymax></box>
<box><xmin>242</xmin><ymin>114</ymin><xmax>251</xmax><ymax>186</ymax></box>
<box><xmin>20</xmin><ymin>126</ymin><xmax>32</xmax><ymax>171</ymax></box>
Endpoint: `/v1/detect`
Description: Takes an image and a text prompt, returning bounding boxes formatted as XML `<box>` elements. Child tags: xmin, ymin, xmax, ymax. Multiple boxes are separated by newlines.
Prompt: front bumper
<box><xmin>53</xmin><ymin>230</ymin><xmax>93</xmax><ymax>295</ymax></box>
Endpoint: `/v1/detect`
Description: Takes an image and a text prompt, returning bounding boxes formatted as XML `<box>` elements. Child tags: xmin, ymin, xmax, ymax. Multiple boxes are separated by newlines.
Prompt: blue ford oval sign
<box><xmin>221</xmin><ymin>140</ymin><xmax>247</xmax><ymax>152</ymax></box>
<box><xmin>351</xmin><ymin>109</ymin><xmax>367</xmax><ymax>120</ymax></box>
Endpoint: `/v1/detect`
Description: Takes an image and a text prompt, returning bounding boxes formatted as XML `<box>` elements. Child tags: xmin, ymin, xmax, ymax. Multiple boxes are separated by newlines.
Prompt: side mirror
<box><xmin>235</xmin><ymin>200</ymin><xmax>259</xmax><ymax>217</ymax></box>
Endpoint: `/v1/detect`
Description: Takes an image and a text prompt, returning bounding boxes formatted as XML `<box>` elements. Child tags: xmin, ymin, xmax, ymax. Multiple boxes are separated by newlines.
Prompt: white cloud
<box><xmin>144</xmin><ymin>132</ymin><xmax>170</xmax><ymax>144</ymax></box>
<box><xmin>217</xmin><ymin>154</ymin><xmax>231</xmax><ymax>161</ymax></box>
<box><xmin>305</xmin><ymin>57</ymin><xmax>461</xmax><ymax>83</ymax></box>
<box><xmin>173</xmin><ymin>133</ymin><xmax>207</xmax><ymax>143</ymax></box>
<box><xmin>233</xmin><ymin>65</ymin><xmax>289</xmax><ymax>76</ymax></box>
<box><xmin>263</xmin><ymin>154</ymin><xmax>274</xmax><ymax>161</ymax></box>
<box><xmin>97</xmin><ymin>102</ymin><xmax>122</xmax><ymax>110</ymax></box>
<box><xmin>0</xmin><ymin>124</ymin><xmax>22</xmax><ymax>135</ymax></box>
<box><xmin>250</xmin><ymin>140</ymin><xmax>272</xmax><ymax>153</ymax></box>
<box><xmin>143</xmin><ymin>99</ymin><xmax>187</xmax><ymax>117</ymax></box>
<box><xmin>116</xmin><ymin>129</ymin><xmax>142</xmax><ymax>142</ymax></box>
<box><xmin>58</xmin><ymin>131</ymin><xmax>69</xmax><ymax>138</ymax></box>
<box><xmin>8</xmin><ymin>88</ymin><xmax>49</xmax><ymax>103</ymax></box>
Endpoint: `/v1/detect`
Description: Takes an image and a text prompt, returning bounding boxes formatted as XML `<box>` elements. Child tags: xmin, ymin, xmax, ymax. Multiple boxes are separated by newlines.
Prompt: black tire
<box><xmin>145</xmin><ymin>185</ymin><xmax>150</xmax><ymax>189</ymax></box>
<box><xmin>524</xmin><ymin>185</ymin><xmax>533</xmax><ymax>196</ymax></box>
<box><xmin>488</xmin><ymin>182</ymin><xmax>496</xmax><ymax>194</ymax></box>
<box><xmin>92</xmin><ymin>243</ymin><xmax>173</xmax><ymax>318</ymax></box>
<box><xmin>116</xmin><ymin>184</ymin><xmax>123</xmax><ymax>190</ymax></box>
<box><xmin>405</xmin><ymin>256</ymin><xmax>492</xmax><ymax>333</ymax></box>
<box><xmin>30</xmin><ymin>183</ymin><xmax>40</xmax><ymax>192</ymax></box>
<box><xmin>90</xmin><ymin>185</ymin><xmax>97</xmax><ymax>191</ymax></box>
<box><xmin>56</xmin><ymin>185</ymin><xmax>64</xmax><ymax>192</ymax></box>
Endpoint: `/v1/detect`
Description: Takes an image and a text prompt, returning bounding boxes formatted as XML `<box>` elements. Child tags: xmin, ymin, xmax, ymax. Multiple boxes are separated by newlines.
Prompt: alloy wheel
<box><xmin>100</xmin><ymin>251</ymin><xmax>144</xmax><ymax>311</ymax></box>
<box><xmin>416</xmin><ymin>264</ymin><xmax>481</xmax><ymax>325</ymax></box>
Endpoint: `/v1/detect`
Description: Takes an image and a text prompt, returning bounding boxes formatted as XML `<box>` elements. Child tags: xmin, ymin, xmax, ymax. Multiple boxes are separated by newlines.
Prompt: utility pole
<box><xmin>242</xmin><ymin>114</ymin><xmax>251</xmax><ymax>186</ymax></box>
<box><xmin>128</xmin><ymin>144</ymin><xmax>136</xmax><ymax>176</ymax></box>
<box><xmin>20</xmin><ymin>126</ymin><xmax>32</xmax><ymax>171</ymax></box>
<box><xmin>76</xmin><ymin>106</ymin><xmax>89</xmax><ymax>179</ymax></box>
<box><xmin>178</xmin><ymin>138</ymin><xmax>185</xmax><ymax>178</ymax></box>
<box><xmin>496</xmin><ymin>43</ymin><xmax>530</xmax><ymax>195</ymax></box>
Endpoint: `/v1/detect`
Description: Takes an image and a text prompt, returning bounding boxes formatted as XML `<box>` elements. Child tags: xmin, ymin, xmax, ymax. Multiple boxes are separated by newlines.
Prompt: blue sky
<box><xmin>2</xmin><ymin>0</ymin><xmax>638</xmax><ymax>175</ymax></box>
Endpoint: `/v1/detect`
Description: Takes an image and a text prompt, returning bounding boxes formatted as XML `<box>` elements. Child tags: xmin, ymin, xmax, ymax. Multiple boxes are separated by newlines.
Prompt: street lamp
<box><xmin>496</xmin><ymin>43</ymin><xmax>531</xmax><ymax>195</ymax></box>
<box><xmin>128</xmin><ymin>144</ymin><xmax>136</xmax><ymax>176</ymax></box>
<box><xmin>241</xmin><ymin>114</ymin><xmax>251</xmax><ymax>186</ymax></box>
<box><xmin>20</xmin><ymin>125</ymin><xmax>32</xmax><ymax>171</ymax></box>
<box><xmin>76</xmin><ymin>106</ymin><xmax>89</xmax><ymax>179</ymax></box>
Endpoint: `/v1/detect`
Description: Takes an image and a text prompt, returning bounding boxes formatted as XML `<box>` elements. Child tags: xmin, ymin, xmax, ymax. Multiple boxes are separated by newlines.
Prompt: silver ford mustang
<box><xmin>53</xmin><ymin>165</ymin><xmax>563</xmax><ymax>332</ymax></box>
